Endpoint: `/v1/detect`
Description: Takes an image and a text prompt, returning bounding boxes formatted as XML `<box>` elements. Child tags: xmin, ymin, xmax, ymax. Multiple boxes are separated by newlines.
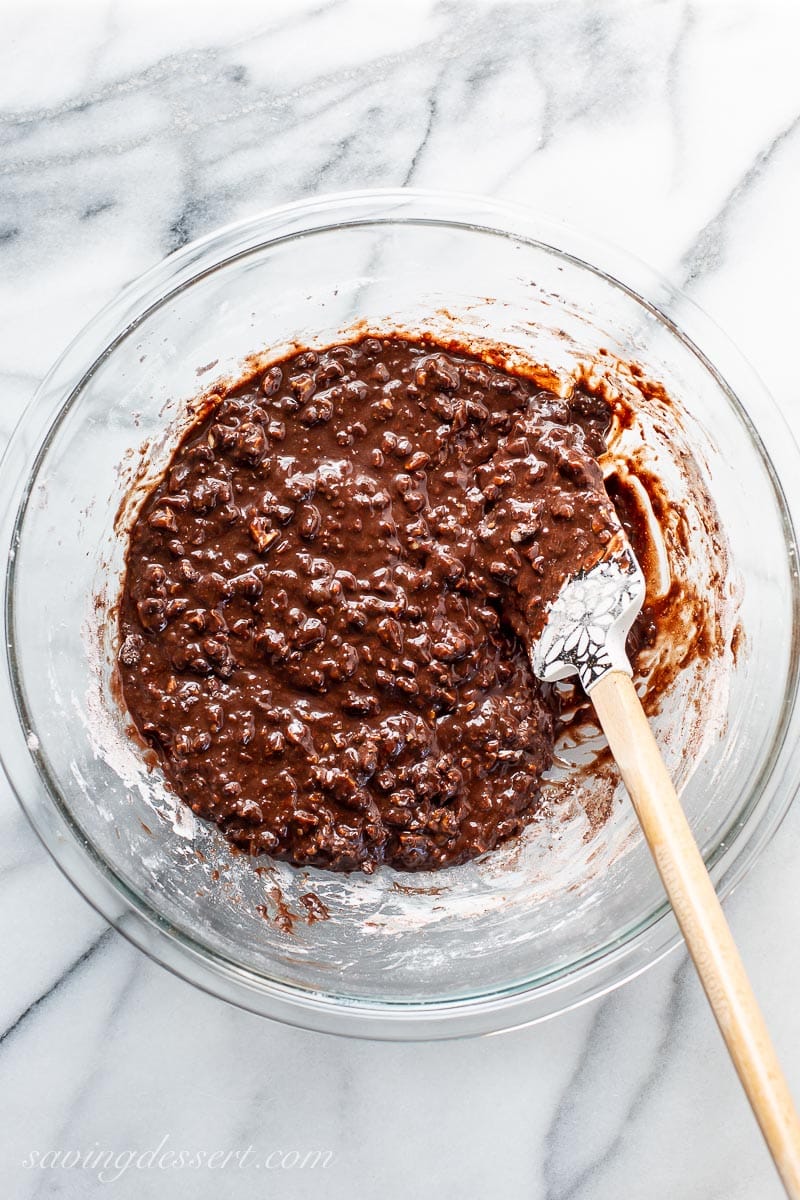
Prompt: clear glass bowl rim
<box><xmin>2</xmin><ymin>187</ymin><xmax>800</xmax><ymax>1040</ymax></box>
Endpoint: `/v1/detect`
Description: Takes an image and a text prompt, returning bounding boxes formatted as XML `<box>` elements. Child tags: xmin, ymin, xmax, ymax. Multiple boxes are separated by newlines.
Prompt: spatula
<box><xmin>530</xmin><ymin>534</ymin><xmax>800</xmax><ymax>1199</ymax></box>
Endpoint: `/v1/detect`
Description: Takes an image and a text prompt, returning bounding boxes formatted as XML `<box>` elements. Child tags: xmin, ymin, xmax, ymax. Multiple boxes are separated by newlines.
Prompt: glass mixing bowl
<box><xmin>2</xmin><ymin>189</ymin><xmax>799</xmax><ymax>1040</ymax></box>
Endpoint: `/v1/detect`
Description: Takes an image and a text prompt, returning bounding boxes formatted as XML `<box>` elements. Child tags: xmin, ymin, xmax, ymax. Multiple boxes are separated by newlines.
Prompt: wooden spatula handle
<box><xmin>592</xmin><ymin>669</ymin><xmax>800</xmax><ymax>1198</ymax></box>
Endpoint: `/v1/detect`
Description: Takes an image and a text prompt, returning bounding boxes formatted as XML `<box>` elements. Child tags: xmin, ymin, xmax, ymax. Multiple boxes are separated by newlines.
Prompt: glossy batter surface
<box><xmin>118</xmin><ymin>337</ymin><xmax>618</xmax><ymax>872</ymax></box>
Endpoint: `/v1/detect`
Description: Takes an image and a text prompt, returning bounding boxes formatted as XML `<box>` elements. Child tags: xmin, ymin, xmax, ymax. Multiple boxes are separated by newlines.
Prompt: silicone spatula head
<box><xmin>529</xmin><ymin>537</ymin><xmax>646</xmax><ymax>695</ymax></box>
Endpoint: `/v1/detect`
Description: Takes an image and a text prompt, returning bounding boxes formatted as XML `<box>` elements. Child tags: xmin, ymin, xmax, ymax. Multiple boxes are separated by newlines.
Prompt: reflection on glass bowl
<box><xmin>1</xmin><ymin>189</ymin><xmax>799</xmax><ymax>1039</ymax></box>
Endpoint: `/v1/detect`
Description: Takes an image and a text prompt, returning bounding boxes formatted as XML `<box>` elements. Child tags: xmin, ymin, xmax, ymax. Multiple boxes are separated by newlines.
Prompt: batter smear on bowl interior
<box><xmin>117</xmin><ymin>336</ymin><xmax>654</xmax><ymax>872</ymax></box>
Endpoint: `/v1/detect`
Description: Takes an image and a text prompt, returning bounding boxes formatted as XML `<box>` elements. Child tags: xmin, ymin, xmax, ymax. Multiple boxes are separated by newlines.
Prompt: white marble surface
<box><xmin>2</xmin><ymin>1</ymin><xmax>800</xmax><ymax>1196</ymax></box>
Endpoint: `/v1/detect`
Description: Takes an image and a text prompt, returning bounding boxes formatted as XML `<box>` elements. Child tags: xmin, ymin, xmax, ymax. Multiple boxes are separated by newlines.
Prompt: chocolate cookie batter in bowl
<box><xmin>2</xmin><ymin>191</ymin><xmax>799</xmax><ymax>1038</ymax></box>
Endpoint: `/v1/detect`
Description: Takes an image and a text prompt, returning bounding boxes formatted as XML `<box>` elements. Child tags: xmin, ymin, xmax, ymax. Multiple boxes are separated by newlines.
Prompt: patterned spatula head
<box><xmin>529</xmin><ymin>540</ymin><xmax>647</xmax><ymax>696</ymax></box>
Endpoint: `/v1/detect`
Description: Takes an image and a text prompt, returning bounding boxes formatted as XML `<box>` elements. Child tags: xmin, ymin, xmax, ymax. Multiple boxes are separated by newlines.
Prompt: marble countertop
<box><xmin>3</xmin><ymin>2</ymin><xmax>800</xmax><ymax>1196</ymax></box>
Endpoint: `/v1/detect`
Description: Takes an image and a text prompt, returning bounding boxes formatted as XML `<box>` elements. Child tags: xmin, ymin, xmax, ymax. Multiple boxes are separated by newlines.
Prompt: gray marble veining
<box><xmin>2</xmin><ymin>2</ymin><xmax>800</xmax><ymax>1197</ymax></box>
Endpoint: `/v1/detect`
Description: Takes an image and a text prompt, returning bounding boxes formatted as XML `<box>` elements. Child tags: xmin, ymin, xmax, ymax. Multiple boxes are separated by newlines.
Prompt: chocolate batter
<box><xmin>118</xmin><ymin>337</ymin><xmax>625</xmax><ymax>872</ymax></box>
